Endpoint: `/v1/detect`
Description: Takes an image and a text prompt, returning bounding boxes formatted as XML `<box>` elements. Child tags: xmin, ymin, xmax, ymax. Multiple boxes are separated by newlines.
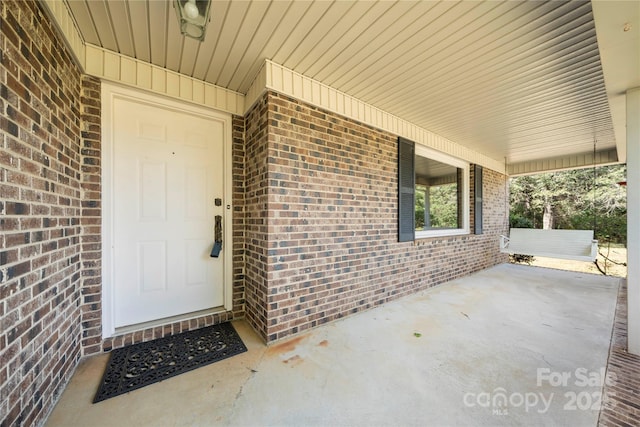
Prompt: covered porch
<box><xmin>1</xmin><ymin>1</ymin><xmax>639</xmax><ymax>425</ymax></box>
<box><xmin>46</xmin><ymin>264</ymin><xmax>628</xmax><ymax>426</ymax></box>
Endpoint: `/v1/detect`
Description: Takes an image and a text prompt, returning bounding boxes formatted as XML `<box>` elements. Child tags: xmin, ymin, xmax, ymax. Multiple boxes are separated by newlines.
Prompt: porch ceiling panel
<box><xmin>63</xmin><ymin>0</ymin><xmax>636</xmax><ymax>168</ymax></box>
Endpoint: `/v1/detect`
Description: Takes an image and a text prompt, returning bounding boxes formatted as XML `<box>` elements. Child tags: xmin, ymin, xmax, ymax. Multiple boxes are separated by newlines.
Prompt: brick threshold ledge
<box><xmin>598</xmin><ymin>279</ymin><xmax>640</xmax><ymax>426</ymax></box>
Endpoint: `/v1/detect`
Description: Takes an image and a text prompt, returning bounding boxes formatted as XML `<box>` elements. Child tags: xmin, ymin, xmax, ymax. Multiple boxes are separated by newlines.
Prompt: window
<box><xmin>398</xmin><ymin>138</ymin><xmax>470</xmax><ymax>241</ymax></box>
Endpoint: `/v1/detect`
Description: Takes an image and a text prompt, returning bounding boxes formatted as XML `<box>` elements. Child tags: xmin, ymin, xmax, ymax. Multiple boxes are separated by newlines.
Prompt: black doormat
<box><xmin>93</xmin><ymin>322</ymin><xmax>247</xmax><ymax>403</ymax></box>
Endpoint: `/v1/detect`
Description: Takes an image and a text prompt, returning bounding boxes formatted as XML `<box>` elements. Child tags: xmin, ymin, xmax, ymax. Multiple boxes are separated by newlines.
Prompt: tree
<box><xmin>429</xmin><ymin>183</ymin><xmax>458</xmax><ymax>228</ymax></box>
<box><xmin>509</xmin><ymin>165</ymin><xmax>627</xmax><ymax>244</ymax></box>
<box><xmin>415</xmin><ymin>184</ymin><xmax>459</xmax><ymax>230</ymax></box>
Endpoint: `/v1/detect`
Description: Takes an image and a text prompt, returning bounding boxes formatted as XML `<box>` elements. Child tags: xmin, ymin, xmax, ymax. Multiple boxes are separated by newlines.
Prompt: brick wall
<box><xmin>1</xmin><ymin>1</ymin><xmax>84</xmax><ymax>425</ymax></box>
<box><xmin>231</xmin><ymin>115</ymin><xmax>246</xmax><ymax>319</ymax></box>
<box><xmin>244</xmin><ymin>95</ymin><xmax>271</xmax><ymax>342</ymax></box>
<box><xmin>250</xmin><ymin>91</ymin><xmax>508</xmax><ymax>342</ymax></box>
<box><xmin>78</xmin><ymin>76</ymin><xmax>102</xmax><ymax>355</ymax></box>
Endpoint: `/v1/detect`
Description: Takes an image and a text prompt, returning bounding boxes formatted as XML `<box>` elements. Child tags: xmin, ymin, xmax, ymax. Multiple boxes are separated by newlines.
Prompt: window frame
<box><xmin>414</xmin><ymin>144</ymin><xmax>470</xmax><ymax>239</ymax></box>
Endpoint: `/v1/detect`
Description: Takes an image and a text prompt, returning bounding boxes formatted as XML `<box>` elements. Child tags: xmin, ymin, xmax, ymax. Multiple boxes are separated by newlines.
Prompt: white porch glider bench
<box><xmin>500</xmin><ymin>228</ymin><xmax>598</xmax><ymax>262</ymax></box>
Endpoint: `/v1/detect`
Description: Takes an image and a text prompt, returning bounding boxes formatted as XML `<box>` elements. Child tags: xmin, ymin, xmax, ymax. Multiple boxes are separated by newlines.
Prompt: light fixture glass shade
<box><xmin>174</xmin><ymin>0</ymin><xmax>211</xmax><ymax>41</ymax></box>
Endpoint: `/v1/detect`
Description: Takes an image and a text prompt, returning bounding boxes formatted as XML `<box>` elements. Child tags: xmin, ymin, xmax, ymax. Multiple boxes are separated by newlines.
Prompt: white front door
<box><xmin>106</xmin><ymin>88</ymin><xmax>230</xmax><ymax>329</ymax></box>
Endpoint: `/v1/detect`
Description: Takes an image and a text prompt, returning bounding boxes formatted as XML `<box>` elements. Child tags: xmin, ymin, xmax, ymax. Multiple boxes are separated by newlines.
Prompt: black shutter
<box><xmin>474</xmin><ymin>164</ymin><xmax>483</xmax><ymax>234</ymax></box>
<box><xmin>398</xmin><ymin>137</ymin><xmax>415</xmax><ymax>242</ymax></box>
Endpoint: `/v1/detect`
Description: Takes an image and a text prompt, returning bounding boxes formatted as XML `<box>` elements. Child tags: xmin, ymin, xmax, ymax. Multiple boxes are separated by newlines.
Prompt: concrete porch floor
<box><xmin>45</xmin><ymin>264</ymin><xmax>621</xmax><ymax>426</ymax></box>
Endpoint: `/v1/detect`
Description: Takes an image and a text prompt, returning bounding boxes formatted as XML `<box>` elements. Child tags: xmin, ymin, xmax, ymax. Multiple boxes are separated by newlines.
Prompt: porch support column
<box><xmin>627</xmin><ymin>87</ymin><xmax>640</xmax><ymax>356</ymax></box>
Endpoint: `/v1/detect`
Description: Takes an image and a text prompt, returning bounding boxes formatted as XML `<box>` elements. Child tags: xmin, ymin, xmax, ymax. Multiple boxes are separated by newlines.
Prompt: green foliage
<box><xmin>509</xmin><ymin>165</ymin><xmax>627</xmax><ymax>244</ymax></box>
<box><xmin>429</xmin><ymin>183</ymin><xmax>458</xmax><ymax>228</ymax></box>
<box><xmin>415</xmin><ymin>183</ymin><xmax>459</xmax><ymax>230</ymax></box>
<box><xmin>415</xmin><ymin>186</ymin><xmax>425</xmax><ymax>230</ymax></box>
<box><xmin>509</xmin><ymin>214</ymin><xmax>534</xmax><ymax>229</ymax></box>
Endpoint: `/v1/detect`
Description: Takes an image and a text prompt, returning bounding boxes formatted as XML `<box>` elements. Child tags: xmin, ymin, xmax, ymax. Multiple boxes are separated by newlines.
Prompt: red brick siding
<box><xmin>260</xmin><ymin>91</ymin><xmax>508</xmax><ymax>342</ymax></box>
<box><xmin>243</xmin><ymin>95</ymin><xmax>271</xmax><ymax>342</ymax></box>
<box><xmin>1</xmin><ymin>1</ymin><xmax>84</xmax><ymax>425</ymax></box>
<box><xmin>79</xmin><ymin>76</ymin><xmax>102</xmax><ymax>355</ymax></box>
<box><xmin>231</xmin><ymin>115</ymin><xmax>246</xmax><ymax>319</ymax></box>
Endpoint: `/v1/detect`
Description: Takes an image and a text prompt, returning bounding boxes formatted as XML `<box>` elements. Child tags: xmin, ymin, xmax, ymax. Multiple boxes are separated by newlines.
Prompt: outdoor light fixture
<box><xmin>174</xmin><ymin>0</ymin><xmax>211</xmax><ymax>41</ymax></box>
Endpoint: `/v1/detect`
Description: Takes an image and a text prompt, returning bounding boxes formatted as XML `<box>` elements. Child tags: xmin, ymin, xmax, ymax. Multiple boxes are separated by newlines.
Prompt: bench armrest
<box><xmin>500</xmin><ymin>235</ymin><xmax>510</xmax><ymax>250</ymax></box>
<box><xmin>590</xmin><ymin>240</ymin><xmax>599</xmax><ymax>259</ymax></box>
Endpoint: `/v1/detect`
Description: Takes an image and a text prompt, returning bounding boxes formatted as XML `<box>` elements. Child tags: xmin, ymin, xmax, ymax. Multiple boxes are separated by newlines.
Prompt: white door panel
<box><xmin>111</xmin><ymin>96</ymin><xmax>225</xmax><ymax>328</ymax></box>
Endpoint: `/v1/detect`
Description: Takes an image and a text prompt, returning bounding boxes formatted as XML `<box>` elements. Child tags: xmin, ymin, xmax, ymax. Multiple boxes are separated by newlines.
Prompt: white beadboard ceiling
<box><xmin>63</xmin><ymin>0</ymin><xmax>639</xmax><ymax>168</ymax></box>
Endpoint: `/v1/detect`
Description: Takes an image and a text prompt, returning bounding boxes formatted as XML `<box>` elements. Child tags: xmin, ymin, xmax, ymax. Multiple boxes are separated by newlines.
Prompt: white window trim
<box><xmin>414</xmin><ymin>144</ymin><xmax>470</xmax><ymax>239</ymax></box>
